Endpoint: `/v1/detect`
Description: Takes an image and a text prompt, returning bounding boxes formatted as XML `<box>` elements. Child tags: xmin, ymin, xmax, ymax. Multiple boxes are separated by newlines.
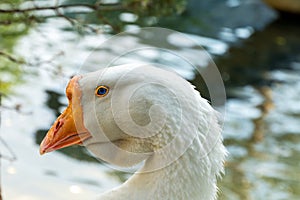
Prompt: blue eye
<box><xmin>95</xmin><ymin>85</ymin><xmax>109</xmax><ymax>97</ymax></box>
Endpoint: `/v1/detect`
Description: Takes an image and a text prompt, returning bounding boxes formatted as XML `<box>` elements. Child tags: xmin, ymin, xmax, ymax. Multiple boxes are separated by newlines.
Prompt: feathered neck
<box><xmin>97</xmin><ymin>92</ymin><xmax>226</xmax><ymax>200</ymax></box>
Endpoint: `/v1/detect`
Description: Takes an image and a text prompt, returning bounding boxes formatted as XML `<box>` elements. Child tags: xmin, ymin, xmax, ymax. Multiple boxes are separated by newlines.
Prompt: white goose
<box><xmin>40</xmin><ymin>63</ymin><xmax>227</xmax><ymax>200</ymax></box>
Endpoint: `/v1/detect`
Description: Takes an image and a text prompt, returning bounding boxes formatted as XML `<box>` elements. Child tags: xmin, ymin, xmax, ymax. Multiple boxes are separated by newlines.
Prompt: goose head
<box><xmin>40</xmin><ymin>63</ymin><xmax>226</xmax><ymax>199</ymax></box>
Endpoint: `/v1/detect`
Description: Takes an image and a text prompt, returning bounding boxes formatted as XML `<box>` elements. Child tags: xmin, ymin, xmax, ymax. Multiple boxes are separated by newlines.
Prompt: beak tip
<box><xmin>39</xmin><ymin>149</ymin><xmax>45</xmax><ymax>155</ymax></box>
<box><xmin>39</xmin><ymin>146</ymin><xmax>46</xmax><ymax>155</ymax></box>
<box><xmin>40</xmin><ymin>140</ymin><xmax>45</xmax><ymax>155</ymax></box>
<box><xmin>39</xmin><ymin>139</ymin><xmax>49</xmax><ymax>155</ymax></box>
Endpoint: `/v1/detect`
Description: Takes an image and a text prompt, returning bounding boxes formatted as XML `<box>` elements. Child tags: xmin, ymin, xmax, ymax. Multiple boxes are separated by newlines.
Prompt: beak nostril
<box><xmin>55</xmin><ymin>119</ymin><xmax>63</xmax><ymax>131</ymax></box>
<box><xmin>55</xmin><ymin>120</ymin><xmax>60</xmax><ymax>130</ymax></box>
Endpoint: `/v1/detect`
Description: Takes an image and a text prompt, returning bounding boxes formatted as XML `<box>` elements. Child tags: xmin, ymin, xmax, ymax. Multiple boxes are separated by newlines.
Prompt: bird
<box><xmin>40</xmin><ymin>63</ymin><xmax>227</xmax><ymax>200</ymax></box>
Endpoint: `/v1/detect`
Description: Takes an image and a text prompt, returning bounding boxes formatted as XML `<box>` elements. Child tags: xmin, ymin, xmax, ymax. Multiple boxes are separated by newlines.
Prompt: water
<box><xmin>220</xmin><ymin>69</ymin><xmax>300</xmax><ymax>199</ymax></box>
<box><xmin>1</xmin><ymin>2</ymin><xmax>300</xmax><ymax>200</ymax></box>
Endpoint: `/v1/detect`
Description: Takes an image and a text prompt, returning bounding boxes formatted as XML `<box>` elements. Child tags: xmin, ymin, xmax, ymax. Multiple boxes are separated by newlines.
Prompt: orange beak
<box><xmin>40</xmin><ymin>76</ymin><xmax>91</xmax><ymax>155</ymax></box>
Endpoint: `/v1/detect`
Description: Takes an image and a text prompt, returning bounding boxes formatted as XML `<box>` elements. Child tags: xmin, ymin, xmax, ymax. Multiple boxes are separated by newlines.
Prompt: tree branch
<box><xmin>0</xmin><ymin>2</ymin><xmax>126</xmax><ymax>33</ymax></box>
<box><xmin>0</xmin><ymin>3</ymin><xmax>124</xmax><ymax>14</ymax></box>
<box><xmin>0</xmin><ymin>51</ymin><xmax>25</xmax><ymax>64</ymax></box>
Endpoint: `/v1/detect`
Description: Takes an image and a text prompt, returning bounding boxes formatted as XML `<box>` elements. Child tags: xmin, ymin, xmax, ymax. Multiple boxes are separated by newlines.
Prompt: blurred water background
<box><xmin>0</xmin><ymin>0</ymin><xmax>300</xmax><ymax>199</ymax></box>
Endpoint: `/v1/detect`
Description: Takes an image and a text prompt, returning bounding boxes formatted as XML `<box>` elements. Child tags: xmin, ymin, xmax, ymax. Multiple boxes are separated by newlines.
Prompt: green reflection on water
<box><xmin>0</xmin><ymin>0</ymin><xmax>29</xmax><ymax>94</ymax></box>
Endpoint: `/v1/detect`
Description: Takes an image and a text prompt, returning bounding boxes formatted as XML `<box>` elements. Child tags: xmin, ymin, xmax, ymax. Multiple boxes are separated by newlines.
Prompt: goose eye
<box><xmin>95</xmin><ymin>85</ymin><xmax>109</xmax><ymax>97</ymax></box>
